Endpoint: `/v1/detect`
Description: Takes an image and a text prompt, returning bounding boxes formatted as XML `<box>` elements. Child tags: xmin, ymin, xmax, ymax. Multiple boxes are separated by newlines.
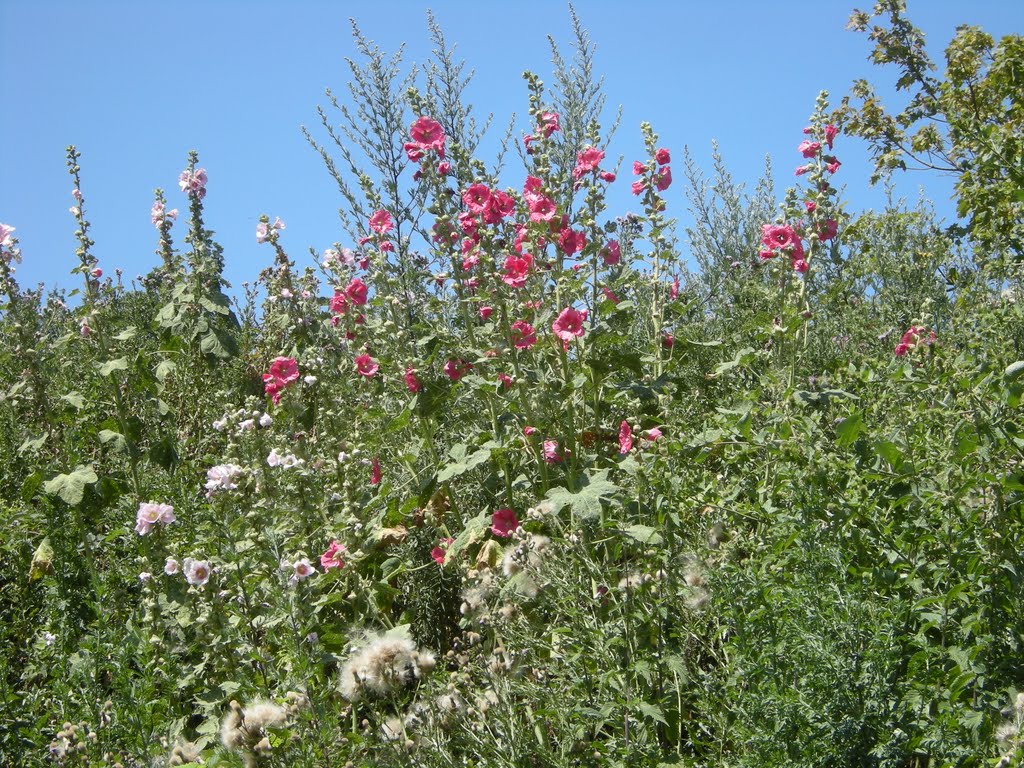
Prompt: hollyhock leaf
<box><xmin>59</xmin><ymin>392</ymin><xmax>86</xmax><ymax>410</ymax></box>
<box><xmin>43</xmin><ymin>465</ymin><xmax>99</xmax><ymax>506</ymax></box>
<box><xmin>17</xmin><ymin>434</ymin><xmax>48</xmax><ymax>456</ymax></box>
<box><xmin>155</xmin><ymin>360</ymin><xmax>176</xmax><ymax>383</ymax></box>
<box><xmin>445</xmin><ymin>511</ymin><xmax>491</xmax><ymax>562</ymax></box>
<box><xmin>29</xmin><ymin>536</ymin><xmax>54</xmax><ymax>582</ymax></box>
<box><xmin>97</xmin><ymin>357</ymin><xmax>129</xmax><ymax>376</ymax></box>
<box><xmin>1004</xmin><ymin>361</ymin><xmax>1024</xmax><ymax>381</ymax></box>
<box><xmin>437</xmin><ymin>445</ymin><xmax>492</xmax><ymax>482</ymax></box>
<box><xmin>544</xmin><ymin>469</ymin><xmax>619</xmax><ymax>519</ymax></box>
<box><xmin>98</xmin><ymin>429</ymin><xmax>128</xmax><ymax>454</ymax></box>
<box><xmin>623</xmin><ymin>524</ymin><xmax>663</xmax><ymax>545</ymax></box>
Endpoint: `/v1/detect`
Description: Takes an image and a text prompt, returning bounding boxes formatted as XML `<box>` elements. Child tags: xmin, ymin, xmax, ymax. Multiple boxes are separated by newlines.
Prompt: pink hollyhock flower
<box><xmin>320</xmin><ymin>540</ymin><xmax>346</xmax><ymax>570</ymax></box>
<box><xmin>599</xmin><ymin>171</ymin><xmax>616</xmax><ymax>183</ymax></box>
<box><xmin>164</xmin><ymin>557</ymin><xmax>179</xmax><ymax>575</ymax></box>
<box><xmin>286</xmin><ymin>558</ymin><xmax>316</xmax><ymax>586</ymax></box>
<box><xmin>409</xmin><ymin>116</ymin><xmax>446</xmax><ymax>152</ymax></box>
<box><xmin>798</xmin><ymin>140</ymin><xmax>821</xmax><ymax>158</ymax></box>
<box><xmin>183</xmin><ymin>558</ymin><xmax>211</xmax><ymax>587</ymax></box>
<box><xmin>824</xmin><ymin>124</ymin><xmax>838</xmax><ymax>149</ymax></box>
<box><xmin>645</xmin><ymin>427</ymin><xmax>663</xmax><ymax>441</ymax></box>
<box><xmin>497</xmin><ymin>372</ymin><xmax>513</xmax><ymax>389</ymax></box>
<box><xmin>558</xmin><ymin>228</ymin><xmax>586</xmax><ymax>256</ymax></box>
<box><xmin>269</xmin><ymin>357</ymin><xmax>300</xmax><ymax>384</ymax></box>
<box><xmin>369</xmin><ymin>209</ymin><xmax>393</xmax><ymax>234</ymax></box>
<box><xmin>523</xmin><ymin>134</ymin><xmax>535</xmax><ymax>153</ymax></box>
<box><xmin>619</xmin><ymin>421</ymin><xmax>633</xmax><ymax>454</ymax></box>
<box><xmin>793</xmin><ymin>259</ymin><xmax>809</xmax><ymax>274</ymax></box>
<box><xmin>438</xmin><ymin>161</ymin><xmax>451</xmax><ymax>175</ymax></box>
<box><xmin>655</xmin><ymin>147</ymin><xmax>671</xmax><ymax>165</ymax></box>
<box><xmin>761</xmin><ymin>224</ymin><xmax>801</xmax><ymax>253</ymax></box>
<box><xmin>491</xmin><ymin>508</ymin><xmax>520</xmax><ymax>537</ymax></box>
<box><xmin>272</xmin><ymin>217</ymin><xmax>285</xmax><ymax>231</ymax></box>
<box><xmin>524</xmin><ymin>426</ymin><xmax>538</xmax><ymax>436</ymax></box>
<box><xmin>894</xmin><ymin>342</ymin><xmax>910</xmax><ymax>357</ymax></box>
<box><xmin>542</xmin><ymin>439</ymin><xmax>563</xmax><ymax>464</ymax></box>
<box><xmin>662</xmin><ymin>333</ymin><xmax>675</xmax><ymax>349</ymax></box>
<box><xmin>602</xmin><ymin>240</ymin><xmax>621</xmax><ymax>265</ymax></box>
<box><xmin>795</xmin><ymin>164</ymin><xmax>811</xmax><ymax>176</ymax></box>
<box><xmin>601</xmin><ymin>287</ymin><xmax>620</xmax><ymax>304</ymax></box>
<box><xmin>819</xmin><ymin>219</ymin><xmax>838</xmax><ymax>241</ymax></box>
<box><xmin>552</xmin><ymin>306</ymin><xmax>587</xmax><ymax>343</ymax></box>
<box><xmin>573</xmin><ymin>146</ymin><xmax>605</xmax><ymax>178</ymax></box>
<box><xmin>670</xmin><ymin>275</ymin><xmax>680</xmax><ymax>300</ymax></box>
<box><xmin>91</xmin><ymin>268</ymin><xmax>102</xmax><ymax>279</ymax></box>
<box><xmin>379</xmin><ymin>240</ymin><xmax>394</xmax><ymax>253</ymax></box>
<box><xmin>502</xmin><ymin>253</ymin><xmax>533</xmax><ymax>288</ymax></box>
<box><xmin>631</xmin><ymin>180</ymin><xmax>647</xmax><ymax>196</ymax></box>
<box><xmin>370</xmin><ymin>457</ymin><xmax>382</xmax><ymax>485</ymax></box>
<box><xmin>444</xmin><ymin>358</ymin><xmax>472</xmax><ymax>381</ymax></box>
<box><xmin>431</xmin><ymin>537</ymin><xmax>454</xmax><ymax>565</ymax></box>
<box><xmin>462</xmin><ymin>183</ymin><xmax>491</xmax><ymax>214</ymax></box>
<box><xmin>528</xmin><ymin>195</ymin><xmax>557</xmax><ymax>223</ymax></box>
<box><xmin>483</xmin><ymin>190</ymin><xmax>515</xmax><ymax>224</ymax></box>
<box><xmin>256</xmin><ymin>222</ymin><xmax>270</xmax><ymax>243</ymax></box>
<box><xmin>329</xmin><ymin>291</ymin><xmax>348</xmax><ymax>314</ymax></box>
<box><xmin>540</xmin><ymin>111</ymin><xmax>560</xmax><ymax>137</ymax></box>
<box><xmin>0</xmin><ymin>223</ymin><xmax>15</xmax><ymax>248</ymax></box>
<box><xmin>826</xmin><ymin>158</ymin><xmax>842</xmax><ymax>174</ymax></box>
<box><xmin>655</xmin><ymin>166</ymin><xmax>672</xmax><ymax>191</ymax></box>
<box><xmin>345</xmin><ymin>277</ymin><xmax>368</xmax><ymax>306</ymax></box>
<box><xmin>404</xmin><ymin>366</ymin><xmax>422</xmax><ymax>393</ymax></box>
<box><xmin>632</xmin><ymin>160</ymin><xmax>647</xmax><ymax>176</ymax></box>
<box><xmin>805</xmin><ymin>201</ymin><xmax>817</xmax><ymax>213</ymax></box>
<box><xmin>355</xmin><ymin>353</ymin><xmax>379</xmax><ymax>377</ymax></box>
<box><xmin>511</xmin><ymin>320</ymin><xmax>537</xmax><ymax>349</ymax></box>
<box><xmin>135</xmin><ymin>502</ymin><xmax>175</xmax><ymax>536</ymax></box>
<box><xmin>479</xmin><ymin>305</ymin><xmax>493</xmax><ymax>320</ymax></box>
<box><xmin>404</xmin><ymin>142</ymin><xmax>425</xmax><ymax>162</ymax></box>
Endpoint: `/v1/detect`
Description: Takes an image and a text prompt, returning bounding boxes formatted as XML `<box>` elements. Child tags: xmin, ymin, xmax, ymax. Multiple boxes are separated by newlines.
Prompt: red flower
<box><xmin>558</xmin><ymin>228</ymin><xmax>586</xmax><ymax>256</ymax></box>
<box><xmin>431</xmin><ymin>537</ymin><xmax>454</xmax><ymax>565</ymax></box>
<box><xmin>370</xmin><ymin>458</ymin><xmax>382</xmax><ymax>485</ymax></box>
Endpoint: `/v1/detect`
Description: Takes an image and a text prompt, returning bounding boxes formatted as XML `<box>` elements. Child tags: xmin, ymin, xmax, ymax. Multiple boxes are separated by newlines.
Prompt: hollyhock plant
<box><xmin>355</xmin><ymin>354</ymin><xmax>379</xmax><ymax>377</ymax></box>
<box><xmin>491</xmin><ymin>508</ymin><xmax>520</xmax><ymax>538</ymax></box>
<box><xmin>320</xmin><ymin>540</ymin><xmax>346</xmax><ymax>570</ymax></box>
<box><xmin>552</xmin><ymin>306</ymin><xmax>587</xmax><ymax>343</ymax></box>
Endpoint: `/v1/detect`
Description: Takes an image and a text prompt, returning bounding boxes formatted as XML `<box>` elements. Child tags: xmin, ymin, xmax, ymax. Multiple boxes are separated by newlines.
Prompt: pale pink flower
<box><xmin>0</xmin><ymin>223</ymin><xmax>15</xmax><ymax>248</ymax></box>
<box><xmin>164</xmin><ymin>557</ymin><xmax>180</xmax><ymax>575</ymax></box>
<box><xmin>321</xmin><ymin>540</ymin><xmax>346</xmax><ymax>570</ymax></box>
<box><xmin>134</xmin><ymin>502</ymin><xmax>175</xmax><ymax>536</ymax></box>
<box><xmin>205</xmin><ymin>463</ymin><xmax>243</xmax><ymax>493</ymax></box>
<box><xmin>272</xmin><ymin>216</ymin><xmax>285</xmax><ymax>230</ymax></box>
<box><xmin>256</xmin><ymin>222</ymin><xmax>270</xmax><ymax>243</ymax></box>
<box><xmin>72</xmin><ymin>188</ymin><xmax>82</xmax><ymax>201</ymax></box>
<box><xmin>183</xmin><ymin>557</ymin><xmax>211</xmax><ymax>587</ymax></box>
<box><xmin>491</xmin><ymin>508</ymin><xmax>520</xmax><ymax>538</ymax></box>
<box><xmin>178</xmin><ymin>168</ymin><xmax>208</xmax><ymax>199</ymax></box>
<box><xmin>285</xmin><ymin>558</ymin><xmax>316</xmax><ymax>586</ymax></box>
<box><xmin>542</xmin><ymin>439</ymin><xmax>563</xmax><ymax>464</ymax></box>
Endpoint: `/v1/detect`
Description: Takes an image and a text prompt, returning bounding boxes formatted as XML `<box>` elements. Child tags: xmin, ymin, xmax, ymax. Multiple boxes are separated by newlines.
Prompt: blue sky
<box><xmin>2</xmin><ymin>1</ymin><xmax>1021</xmax><ymax>296</ymax></box>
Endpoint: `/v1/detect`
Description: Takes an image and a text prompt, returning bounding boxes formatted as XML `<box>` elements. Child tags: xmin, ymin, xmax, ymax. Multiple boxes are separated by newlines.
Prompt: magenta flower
<box><xmin>542</xmin><ymin>439</ymin><xmax>563</xmax><ymax>464</ymax></box>
<box><xmin>369</xmin><ymin>209</ymin><xmax>393</xmax><ymax>234</ymax></box>
<box><xmin>432</xmin><ymin>537</ymin><xmax>454</xmax><ymax>565</ymax></box>
<box><xmin>355</xmin><ymin>353</ymin><xmax>379</xmax><ymax>377</ymax></box>
<box><xmin>602</xmin><ymin>240</ymin><xmax>621</xmax><ymax>265</ymax></box>
<box><xmin>462</xmin><ymin>184</ymin><xmax>491</xmax><ymax>214</ymax></box>
<box><xmin>558</xmin><ymin>228</ymin><xmax>586</xmax><ymax>256</ymax></box>
<box><xmin>404</xmin><ymin>366</ymin><xmax>422</xmax><ymax>393</ymax></box>
<box><xmin>491</xmin><ymin>508</ymin><xmax>520</xmax><ymax>538</ymax></box>
<box><xmin>345</xmin><ymin>277</ymin><xmax>368</xmax><ymax>306</ymax></box>
<box><xmin>479</xmin><ymin>305</ymin><xmax>493</xmax><ymax>320</ymax></box>
<box><xmin>826</xmin><ymin>158</ymin><xmax>842</xmax><ymax>174</ymax></box>
<box><xmin>798</xmin><ymin>140</ymin><xmax>821</xmax><ymax>158</ymax></box>
<box><xmin>510</xmin><ymin>320</ymin><xmax>537</xmax><ymax>350</ymax></box>
<box><xmin>528</xmin><ymin>195</ymin><xmax>557</xmax><ymax>223</ymax></box>
<box><xmin>444</xmin><ymin>358</ymin><xmax>472</xmax><ymax>381</ymax></box>
<box><xmin>552</xmin><ymin>306</ymin><xmax>587</xmax><ymax>343</ymax></box>
<box><xmin>631</xmin><ymin>180</ymin><xmax>647</xmax><ymax>196</ymax></box>
<box><xmin>263</xmin><ymin>357</ymin><xmax>300</xmax><ymax>404</ymax></box>
<box><xmin>502</xmin><ymin>253</ymin><xmax>533</xmax><ymax>288</ymax></box>
<box><xmin>818</xmin><ymin>219</ymin><xmax>839</xmax><ymax>241</ymax></box>
<box><xmin>824</xmin><ymin>124</ymin><xmax>838</xmax><ymax>149</ymax></box>
<box><xmin>320</xmin><ymin>540</ymin><xmax>346</xmax><ymax>570</ymax></box>
<box><xmin>632</xmin><ymin>161</ymin><xmax>646</xmax><ymax>176</ymax></box>
<box><xmin>655</xmin><ymin>166</ymin><xmax>672</xmax><ymax>192</ymax></box>
<box><xmin>540</xmin><ymin>111</ymin><xmax>560</xmax><ymax>137</ymax></box>
<box><xmin>370</xmin><ymin>457</ymin><xmax>382</xmax><ymax>485</ymax></box>
<box><xmin>573</xmin><ymin>146</ymin><xmax>605</xmax><ymax>179</ymax></box>
<box><xmin>618</xmin><ymin>421</ymin><xmax>633</xmax><ymax>454</ymax></box>
<box><xmin>655</xmin><ymin>147</ymin><xmax>671</xmax><ymax>165</ymax></box>
<box><xmin>409</xmin><ymin>116</ymin><xmax>446</xmax><ymax>153</ymax></box>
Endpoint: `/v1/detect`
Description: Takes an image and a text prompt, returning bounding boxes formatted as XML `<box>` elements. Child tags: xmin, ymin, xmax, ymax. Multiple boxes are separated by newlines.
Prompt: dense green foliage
<box><xmin>2</xmin><ymin>5</ymin><xmax>1024</xmax><ymax>767</ymax></box>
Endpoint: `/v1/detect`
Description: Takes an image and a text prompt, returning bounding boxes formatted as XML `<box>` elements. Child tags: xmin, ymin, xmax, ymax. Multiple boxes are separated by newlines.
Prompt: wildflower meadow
<box><xmin>3</xmin><ymin>2</ymin><xmax>1024</xmax><ymax>766</ymax></box>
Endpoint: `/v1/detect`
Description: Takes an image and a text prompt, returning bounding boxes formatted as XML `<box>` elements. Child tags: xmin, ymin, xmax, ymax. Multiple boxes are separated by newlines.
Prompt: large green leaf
<box><xmin>545</xmin><ymin>469</ymin><xmax>620</xmax><ymax>519</ymax></box>
<box><xmin>43</xmin><ymin>465</ymin><xmax>98</xmax><ymax>506</ymax></box>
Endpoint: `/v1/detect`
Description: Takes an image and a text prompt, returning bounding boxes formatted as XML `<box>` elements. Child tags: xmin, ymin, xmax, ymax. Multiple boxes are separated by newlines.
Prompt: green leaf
<box><xmin>17</xmin><ymin>433</ymin><xmax>48</xmax><ymax>456</ymax></box>
<box><xmin>97</xmin><ymin>357</ymin><xmax>128</xmax><ymax>376</ymax></box>
<box><xmin>98</xmin><ymin>429</ymin><xmax>128</xmax><ymax>454</ymax></box>
<box><xmin>1005</xmin><ymin>361</ymin><xmax>1024</xmax><ymax>381</ymax></box>
<box><xmin>835</xmin><ymin>412</ymin><xmax>864</xmax><ymax>447</ymax></box>
<box><xmin>60</xmin><ymin>392</ymin><xmax>86</xmax><ymax>410</ymax></box>
<box><xmin>437</xmin><ymin>445</ymin><xmax>492</xmax><ymax>482</ymax></box>
<box><xmin>112</xmin><ymin>326</ymin><xmax>137</xmax><ymax>341</ymax></box>
<box><xmin>545</xmin><ymin>470</ymin><xmax>620</xmax><ymax>519</ymax></box>
<box><xmin>623</xmin><ymin>524</ymin><xmax>663</xmax><ymax>545</ymax></box>
<box><xmin>43</xmin><ymin>465</ymin><xmax>98</xmax><ymax>506</ymax></box>
<box><xmin>155</xmin><ymin>359</ymin><xmax>176</xmax><ymax>383</ymax></box>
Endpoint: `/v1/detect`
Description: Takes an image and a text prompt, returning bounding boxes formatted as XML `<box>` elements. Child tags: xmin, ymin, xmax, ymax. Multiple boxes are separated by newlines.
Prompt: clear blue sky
<box><xmin>2</xmin><ymin>1</ymin><xmax>1021</xmax><ymax>295</ymax></box>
